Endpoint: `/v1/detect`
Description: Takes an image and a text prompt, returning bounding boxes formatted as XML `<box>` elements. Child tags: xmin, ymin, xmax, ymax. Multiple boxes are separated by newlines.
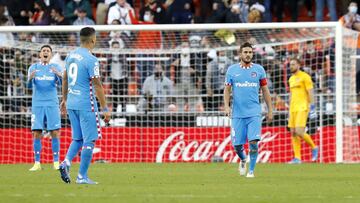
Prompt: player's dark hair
<box><xmin>80</xmin><ymin>27</ymin><xmax>96</xmax><ymax>44</ymax></box>
<box><xmin>240</xmin><ymin>42</ymin><xmax>253</xmax><ymax>52</ymax></box>
<box><xmin>40</xmin><ymin>44</ymin><xmax>52</xmax><ymax>52</ymax></box>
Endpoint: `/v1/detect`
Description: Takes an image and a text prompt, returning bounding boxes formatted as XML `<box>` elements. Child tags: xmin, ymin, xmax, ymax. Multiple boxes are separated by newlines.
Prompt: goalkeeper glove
<box><xmin>309</xmin><ymin>104</ymin><xmax>317</xmax><ymax>119</ymax></box>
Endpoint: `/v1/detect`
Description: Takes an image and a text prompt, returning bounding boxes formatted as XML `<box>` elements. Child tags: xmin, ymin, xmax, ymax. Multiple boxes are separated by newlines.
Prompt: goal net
<box><xmin>0</xmin><ymin>23</ymin><xmax>359</xmax><ymax>163</ymax></box>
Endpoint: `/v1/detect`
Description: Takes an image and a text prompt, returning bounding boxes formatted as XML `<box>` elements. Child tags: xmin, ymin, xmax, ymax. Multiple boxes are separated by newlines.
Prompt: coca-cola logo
<box><xmin>156</xmin><ymin>131</ymin><xmax>279</xmax><ymax>163</ymax></box>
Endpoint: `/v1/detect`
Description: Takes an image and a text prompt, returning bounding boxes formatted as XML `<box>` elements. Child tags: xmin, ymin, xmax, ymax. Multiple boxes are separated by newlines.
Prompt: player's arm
<box><xmin>60</xmin><ymin>70</ymin><xmax>68</xmax><ymax>116</ymax></box>
<box><xmin>27</xmin><ymin>65</ymin><xmax>37</xmax><ymax>88</ymax></box>
<box><xmin>261</xmin><ymin>84</ymin><xmax>273</xmax><ymax>122</ymax></box>
<box><xmin>223</xmin><ymin>85</ymin><xmax>231</xmax><ymax>117</ymax></box>
<box><xmin>92</xmin><ymin>77</ymin><xmax>110</xmax><ymax>122</ymax></box>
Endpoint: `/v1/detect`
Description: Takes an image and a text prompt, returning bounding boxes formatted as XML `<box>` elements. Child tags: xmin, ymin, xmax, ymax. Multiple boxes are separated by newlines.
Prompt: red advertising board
<box><xmin>0</xmin><ymin>127</ymin><xmax>338</xmax><ymax>163</ymax></box>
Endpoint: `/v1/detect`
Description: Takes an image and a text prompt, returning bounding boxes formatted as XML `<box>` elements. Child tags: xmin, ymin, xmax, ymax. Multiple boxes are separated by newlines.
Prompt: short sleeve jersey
<box><xmin>28</xmin><ymin>63</ymin><xmax>62</xmax><ymax>107</ymax></box>
<box><xmin>65</xmin><ymin>47</ymin><xmax>100</xmax><ymax>111</ymax></box>
<box><xmin>225</xmin><ymin>63</ymin><xmax>267</xmax><ymax>118</ymax></box>
<box><xmin>289</xmin><ymin>70</ymin><xmax>313</xmax><ymax>112</ymax></box>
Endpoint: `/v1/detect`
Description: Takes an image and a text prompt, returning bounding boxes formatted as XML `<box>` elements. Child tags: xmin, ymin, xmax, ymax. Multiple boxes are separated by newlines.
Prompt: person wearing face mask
<box><xmin>340</xmin><ymin>2</ymin><xmax>360</xmax><ymax>30</ymax></box>
<box><xmin>138</xmin><ymin>64</ymin><xmax>175</xmax><ymax>112</ymax></box>
<box><xmin>340</xmin><ymin>2</ymin><xmax>360</xmax><ymax>95</ymax></box>
<box><xmin>139</xmin><ymin>0</ymin><xmax>167</xmax><ymax>24</ymax></box>
<box><xmin>64</xmin><ymin>0</ymin><xmax>93</xmax><ymax>24</ymax></box>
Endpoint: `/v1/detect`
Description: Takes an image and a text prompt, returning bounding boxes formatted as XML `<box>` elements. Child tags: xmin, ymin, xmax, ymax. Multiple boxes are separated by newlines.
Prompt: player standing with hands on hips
<box><xmin>59</xmin><ymin>27</ymin><xmax>110</xmax><ymax>184</ymax></box>
<box><xmin>28</xmin><ymin>45</ymin><xmax>63</xmax><ymax>171</ymax></box>
<box><xmin>224</xmin><ymin>42</ymin><xmax>273</xmax><ymax>178</ymax></box>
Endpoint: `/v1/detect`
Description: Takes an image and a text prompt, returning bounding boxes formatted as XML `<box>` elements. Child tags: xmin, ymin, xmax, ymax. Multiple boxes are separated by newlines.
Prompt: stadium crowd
<box><xmin>0</xmin><ymin>0</ymin><xmax>356</xmax><ymax>115</ymax></box>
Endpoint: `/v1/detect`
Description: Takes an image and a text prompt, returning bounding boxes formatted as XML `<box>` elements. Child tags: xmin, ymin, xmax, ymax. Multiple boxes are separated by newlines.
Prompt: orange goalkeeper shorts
<box><xmin>288</xmin><ymin>111</ymin><xmax>309</xmax><ymax>128</ymax></box>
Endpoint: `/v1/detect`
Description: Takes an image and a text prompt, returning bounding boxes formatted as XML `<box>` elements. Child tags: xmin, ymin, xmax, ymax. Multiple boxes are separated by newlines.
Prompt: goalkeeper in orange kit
<box><xmin>288</xmin><ymin>58</ymin><xmax>318</xmax><ymax>164</ymax></box>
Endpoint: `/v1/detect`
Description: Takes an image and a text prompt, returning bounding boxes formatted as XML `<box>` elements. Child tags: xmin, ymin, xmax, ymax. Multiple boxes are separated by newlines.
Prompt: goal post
<box><xmin>0</xmin><ymin>22</ymin><xmax>358</xmax><ymax>164</ymax></box>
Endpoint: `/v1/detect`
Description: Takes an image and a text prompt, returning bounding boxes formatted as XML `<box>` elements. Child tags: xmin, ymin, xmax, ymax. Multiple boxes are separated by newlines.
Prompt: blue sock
<box><xmin>65</xmin><ymin>139</ymin><xmax>83</xmax><ymax>165</ymax></box>
<box><xmin>51</xmin><ymin>137</ymin><xmax>60</xmax><ymax>162</ymax></box>
<box><xmin>33</xmin><ymin>138</ymin><xmax>41</xmax><ymax>162</ymax></box>
<box><xmin>249</xmin><ymin>142</ymin><xmax>258</xmax><ymax>173</ymax></box>
<box><xmin>234</xmin><ymin>145</ymin><xmax>246</xmax><ymax>161</ymax></box>
<box><xmin>78</xmin><ymin>142</ymin><xmax>94</xmax><ymax>178</ymax></box>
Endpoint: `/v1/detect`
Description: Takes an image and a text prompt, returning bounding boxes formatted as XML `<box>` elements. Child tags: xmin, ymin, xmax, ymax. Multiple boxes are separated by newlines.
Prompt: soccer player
<box><xmin>59</xmin><ymin>27</ymin><xmax>110</xmax><ymax>184</ymax></box>
<box><xmin>224</xmin><ymin>42</ymin><xmax>273</xmax><ymax>178</ymax></box>
<box><xmin>288</xmin><ymin>58</ymin><xmax>319</xmax><ymax>164</ymax></box>
<box><xmin>28</xmin><ymin>45</ymin><xmax>63</xmax><ymax>171</ymax></box>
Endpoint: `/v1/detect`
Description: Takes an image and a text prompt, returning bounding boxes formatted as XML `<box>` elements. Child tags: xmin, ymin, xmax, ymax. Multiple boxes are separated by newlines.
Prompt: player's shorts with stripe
<box><xmin>67</xmin><ymin>109</ymin><xmax>101</xmax><ymax>143</ymax></box>
<box><xmin>231</xmin><ymin>116</ymin><xmax>261</xmax><ymax>145</ymax></box>
<box><xmin>288</xmin><ymin>111</ymin><xmax>309</xmax><ymax>128</ymax></box>
<box><xmin>31</xmin><ymin>106</ymin><xmax>61</xmax><ymax>131</ymax></box>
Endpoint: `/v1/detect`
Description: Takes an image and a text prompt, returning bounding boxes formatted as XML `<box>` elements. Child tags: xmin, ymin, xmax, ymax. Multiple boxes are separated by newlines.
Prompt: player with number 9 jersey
<box><xmin>66</xmin><ymin>47</ymin><xmax>100</xmax><ymax>112</ymax></box>
<box><xmin>59</xmin><ymin>27</ymin><xmax>110</xmax><ymax>185</ymax></box>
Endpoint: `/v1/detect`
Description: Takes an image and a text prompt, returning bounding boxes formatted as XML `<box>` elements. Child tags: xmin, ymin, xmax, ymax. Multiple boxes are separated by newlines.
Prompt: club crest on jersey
<box><xmin>251</xmin><ymin>72</ymin><xmax>257</xmax><ymax>78</ymax></box>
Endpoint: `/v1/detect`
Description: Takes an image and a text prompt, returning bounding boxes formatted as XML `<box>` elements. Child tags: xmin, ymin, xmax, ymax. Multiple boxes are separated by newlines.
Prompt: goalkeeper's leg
<box><xmin>296</xmin><ymin>127</ymin><xmax>318</xmax><ymax>162</ymax></box>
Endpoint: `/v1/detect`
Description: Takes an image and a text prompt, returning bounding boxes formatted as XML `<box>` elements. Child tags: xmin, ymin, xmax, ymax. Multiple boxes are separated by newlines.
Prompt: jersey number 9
<box><xmin>68</xmin><ymin>63</ymin><xmax>78</xmax><ymax>86</ymax></box>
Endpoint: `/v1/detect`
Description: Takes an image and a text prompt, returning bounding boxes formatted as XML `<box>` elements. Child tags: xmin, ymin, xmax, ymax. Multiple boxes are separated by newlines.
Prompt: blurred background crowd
<box><xmin>0</xmin><ymin>0</ymin><xmax>357</xmax><ymax>116</ymax></box>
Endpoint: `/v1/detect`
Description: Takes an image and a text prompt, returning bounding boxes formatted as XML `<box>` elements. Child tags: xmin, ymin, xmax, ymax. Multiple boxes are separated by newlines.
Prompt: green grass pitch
<box><xmin>0</xmin><ymin>163</ymin><xmax>360</xmax><ymax>203</ymax></box>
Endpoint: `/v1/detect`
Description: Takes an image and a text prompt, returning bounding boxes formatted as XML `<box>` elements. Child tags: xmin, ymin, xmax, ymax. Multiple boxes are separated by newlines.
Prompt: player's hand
<box><xmin>102</xmin><ymin>107</ymin><xmax>111</xmax><ymax>126</ymax></box>
<box><xmin>51</xmin><ymin>67</ymin><xmax>62</xmax><ymax>77</ymax></box>
<box><xmin>29</xmin><ymin>70</ymin><xmax>39</xmax><ymax>80</ymax></box>
<box><xmin>267</xmin><ymin>110</ymin><xmax>273</xmax><ymax>123</ymax></box>
<box><xmin>224</xmin><ymin>106</ymin><xmax>231</xmax><ymax>117</ymax></box>
<box><xmin>309</xmin><ymin>104</ymin><xmax>317</xmax><ymax>119</ymax></box>
<box><xmin>60</xmin><ymin>100</ymin><xmax>67</xmax><ymax>117</ymax></box>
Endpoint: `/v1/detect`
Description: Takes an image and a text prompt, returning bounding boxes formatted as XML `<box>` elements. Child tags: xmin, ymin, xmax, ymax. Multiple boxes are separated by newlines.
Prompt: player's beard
<box><xmin>290</xmin><ymin>67</ymin><xmax>299</xmax><ymax>74</ymax></box>
<box><xmin>242</xmin><ymin>56</ymin><xmax>252</xmax><ymax>64</ymax></box>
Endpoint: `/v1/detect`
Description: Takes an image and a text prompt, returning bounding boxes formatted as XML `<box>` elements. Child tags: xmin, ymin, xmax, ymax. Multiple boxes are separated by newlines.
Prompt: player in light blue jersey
<box><xmin>224</xmin><ymin>42</ymin><xmax>273</xmax><ymax>178</ymax></box>
<box><xmin>28</xmin><ymin>45</ymin><xmax>63</xmax><ymax>171</ymax></box>
<box><xmin>59</xmin><ymin>27</ymin><xmax>110</xmax><ymax>184</ymax></box>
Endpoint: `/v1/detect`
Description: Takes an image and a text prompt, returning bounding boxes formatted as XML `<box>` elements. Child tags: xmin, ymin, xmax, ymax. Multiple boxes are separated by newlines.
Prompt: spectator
<box><xmin>248</xmin><ymin>7</ymin><xmax>262</xmax><ymax>23</ymax></box>
<box><xmin>0</xmin><ymin>3</ymin><xmax>15</xmax><ymax>47</ymax></box>
<box><xmin>50</xmin><ymin>7</ymin><xmax>69</xmax><ymax>25</ymax></box>
<box><xmin>67</xmin><ymin>33</ymin><xmax>78</xmax><ymax>46</ymax></box>
<box><xmin>29</xmin><ymin>0</ymin><xmax>50</xmax><ymax>25</ymax></box>
<box><xmin>107</xmin><ymin>0</ymin><xmax>134</xmax><ymax>25</ymax></box>
<box><xmin>315</xmin><ymin>0</ymin><xmax>337</xmax><ymax>21</ymax></box>
<box><xmin>73</xmin><ymin>7</ymin><xmax>95</xmax><ymax>25</ymax></box>
<box><xmin>43</xmin><ymin>0</ymin><xmax>65</xmax><ymax>11</ymax></box>
<box><xmin>6</xmin><ymin>0</ymin><xmax>33</xmax><ymax>25</ymax></box>
<box><xmin>139</xmin><ymin>0</ymin><xmax>167</xmax><ymax>24</ymax></box>
<box><xmin>108</xmin><ymin>41</ymin><xmax>129</xmax><ymax>112</ymax></box>
<box><xmin>171</xmin><ymin>41</ymin><xmax>200</xmax><ymax>112</ymax></box>
<box><xmin>64</xmin><ymin>0</ymin><xmax>93</xmax><ymax>24</ymax></box>
<box><xmin>96</xmin><ymin>0</ymin><xmax>116</xmax><ymax>24</ymax></box>
<box><xmin>225</xmin><ymin>0</ymin><xmax>243</xmax><ymax>23</ymax></box>
<box><xmin>168</xmin><ymin>0</ymin><xmax>193</xmax><ymax>24</ymax></box>
<box><xmin>107</xmin><ymin>0</ymin><xmax>134</xmax><ymax>39</ymax></box>
<box><xmin>339</xmin><ymin>1</ymin><xmax>360</xmax><ymax>30</ymax></box>
<box><xmin>248</xmin><ymin>2</ymin><xmax>265</xmax><ymax>22</ymax></box>
<box><xmin>205</xmin><ymin>0</ymin><xmax>226</xmax><ymax>23</ymax></box>
<box><xmin>339</xmin><ymin>1</ymin><xmax>360</xmax><ymax>94</ymax></box>
<box><xmin>138</xmin><ymin>64</ymin><xmax>175</xmax><ymax>112</ymax></box>
<box><xmin>205</xmin><ymin>49</ymin><xmax>222</xmax><ymax>111</ymax></box>
<box><xmin>108</xmin><ymin>19</ymin><xmax>127</xmax><ymax>48</ymax></box>
<box><xmin>49</xmin><ymin>7</ymin><xmax>69</xmax><ymax>44</ymax></box>
<box><xmin>128</xmin><ymin>8</ymin><xmax>161</xmax><ymax>49</ymax></box>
